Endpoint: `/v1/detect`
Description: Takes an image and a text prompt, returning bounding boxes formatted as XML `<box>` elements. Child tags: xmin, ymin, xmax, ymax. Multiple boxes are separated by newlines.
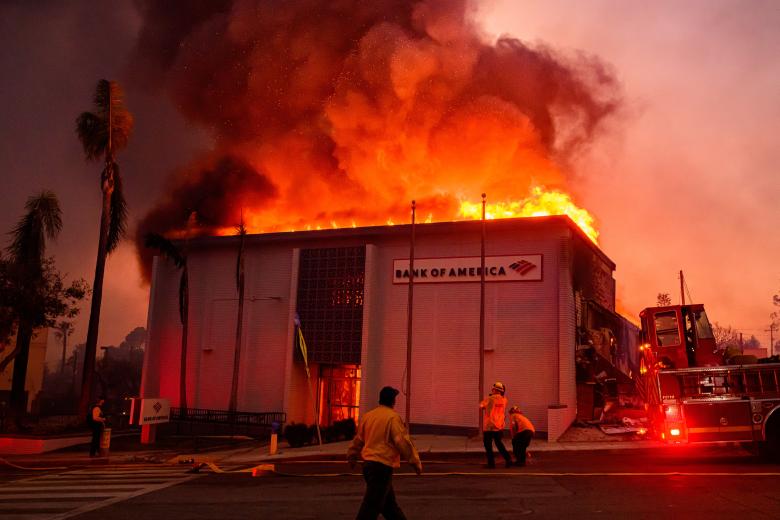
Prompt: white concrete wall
<box><xmin>142</xmin><ymin>256</ymin><xmax>185</xmax><ymax>404</ymax></box>
<box><xmin>186</xmin><ymin>242</ymin><xmax>293</xmax><ymax>412</ymax></box>
<box><xmin>143</xmin><ymin>218</ymin><xmax>608</xmax><ymax>438</ymax></box>
<box><xmin>366</xmin><ymin>226</ymin><xmax>567</xmax><ymax>432</ymax></box>
<box><xmin>550</xmin><ymin>232</ymin><xmax>577</xmax><ymax>440</ymax></box>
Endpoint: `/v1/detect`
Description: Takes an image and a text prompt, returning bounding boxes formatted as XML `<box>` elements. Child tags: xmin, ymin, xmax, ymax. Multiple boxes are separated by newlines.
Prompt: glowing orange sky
<box><xmin>481</xmin><ymin>0</ymin><xmax>779</xmax><ymax>348</ymax></box>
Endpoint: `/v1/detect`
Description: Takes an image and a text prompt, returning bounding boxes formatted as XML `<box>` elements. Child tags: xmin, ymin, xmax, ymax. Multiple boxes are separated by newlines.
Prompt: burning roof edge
<box><xmin>185</xmin><ymin>214</ymin><xmax>615</xmax><ymax>270</ymax></box>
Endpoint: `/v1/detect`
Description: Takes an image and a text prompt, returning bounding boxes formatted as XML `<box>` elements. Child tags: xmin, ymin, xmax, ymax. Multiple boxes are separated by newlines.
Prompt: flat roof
<box><xmin>187</xmin><ymin>214</ymin><xmax>616</xmax><ymax>270</ymax></box>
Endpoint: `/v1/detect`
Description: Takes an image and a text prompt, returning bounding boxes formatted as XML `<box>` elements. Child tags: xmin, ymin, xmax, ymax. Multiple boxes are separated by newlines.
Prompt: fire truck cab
<box><xmin>639</xmin><ymin>304</ymin><xmax>720</xmax><ymax>369</ymax></box>
<box><xmin>639</xmin><ymin>305</ymin><xmax>780</xmax><ymax>459</ymax></box>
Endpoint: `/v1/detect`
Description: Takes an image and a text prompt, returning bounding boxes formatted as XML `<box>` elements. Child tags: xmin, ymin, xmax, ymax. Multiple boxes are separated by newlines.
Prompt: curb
<box><xmin>221</xmin><ymin>441</ymin><xmax>666</xmax><ymax>464</ymax></box>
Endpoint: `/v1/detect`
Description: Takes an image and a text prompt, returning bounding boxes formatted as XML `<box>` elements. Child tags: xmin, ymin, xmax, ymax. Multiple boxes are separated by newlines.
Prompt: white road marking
<box><xmin>0</xmin><ymin>464</ymin><xmax>199</xmax><ymax>520</ymax></box>
<box><xmin>0</xmin><ymin>502</ymin><xmax>92</xmax><ymax>510</ymax></box>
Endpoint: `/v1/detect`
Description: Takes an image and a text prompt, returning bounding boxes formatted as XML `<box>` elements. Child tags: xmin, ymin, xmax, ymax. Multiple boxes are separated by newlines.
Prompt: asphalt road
<box><xmin>4</xmin><ymin>445</ymin><xmax>780</xmax><ymax>519</ymax></box>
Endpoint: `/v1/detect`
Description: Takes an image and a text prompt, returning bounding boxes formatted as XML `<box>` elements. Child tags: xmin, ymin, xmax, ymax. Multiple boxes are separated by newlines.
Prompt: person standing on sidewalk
<box><xmin>87</xmin><ymin>397</ymin><xmax>106</xmax><ymax>457</ymax></box>
<box><xmin>509</xmin><ymin>406</ymin><xmax>535</xmax><ymax>466</ymax></box>
<box><xmin>479</xmin><ymin>382</ymin><xmax>513</xmax><ymax>468</ymax></box>
<box><xmin>347</xmin><ymin>386</ymin><xmax>422</xmax><ymax>520</ymax></box>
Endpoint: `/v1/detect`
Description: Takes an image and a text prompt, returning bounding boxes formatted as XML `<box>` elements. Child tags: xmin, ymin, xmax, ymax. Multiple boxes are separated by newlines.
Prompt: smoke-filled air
<box><xmin>133</xmin><ymin>0</ymin><xmax>621</xmax><ymax>277</ymax></box>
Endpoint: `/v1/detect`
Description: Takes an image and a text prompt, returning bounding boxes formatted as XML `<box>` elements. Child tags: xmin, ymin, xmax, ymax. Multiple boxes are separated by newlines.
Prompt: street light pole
<box><xmin>479</xmin><ymin>193</ymin><xmax>486</xmax><ymax>433</ymax></box>
<box><xmin>405</xmin><ymin>200</ymin><xmax>416</xmax><ymax>428</ymax></box>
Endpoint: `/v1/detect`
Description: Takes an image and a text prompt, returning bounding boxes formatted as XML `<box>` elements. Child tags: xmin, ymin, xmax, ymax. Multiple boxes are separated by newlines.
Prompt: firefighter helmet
<box><xmin>492</xmin><ymin>381</ymin><xmax>506</xmax><ymax>395</ymax></box>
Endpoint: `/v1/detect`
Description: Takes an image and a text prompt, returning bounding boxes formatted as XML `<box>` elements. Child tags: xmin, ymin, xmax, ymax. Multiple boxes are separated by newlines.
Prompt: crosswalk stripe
<box><xmin>32</xmin><ymin>478</ymin><xmax>175</xmax><ymax>484</ymax></box>
<box><xmin>0</xmin><ymin>464</ymin><xmax>200</xmax><ymax>520</ymax></box>
<box><xmin>0</xmin><ymin>487</ymin><xmax>148</xmax><ymax>492</ymax></box>
<box><xmin>52</xmin><ymin>474</ymin><xmax>186</xmax><ymax>480</ymax></box>
<box><xmin>3</xmin><ymin>513</ymin><xmax>57</xmax><ymax>520</ymax></box>
<box><xmin>0</xmin><ymin>502</ymin><xmax>92</xmax><ymax>510</ymax></box>
<box><xmin>0</xmin><ymin>493</ymin><xmax>119</xmax><ymax>500</ymax></box>
<box><xmin>51</xmin><ymin>476</ymin><xmax>200</xmax><ymax>520</ymax></box>
<box><xmin>64</xmin><ymin>470</ymin><xmax>188</xmax><ymax>475</ymax></box>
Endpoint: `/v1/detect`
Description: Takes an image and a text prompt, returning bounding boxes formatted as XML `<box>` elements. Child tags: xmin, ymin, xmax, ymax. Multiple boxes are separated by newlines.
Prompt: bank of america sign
<box><xmin>392</xmin><ymin>255</ymin><xmax>543</xmax><ymax>284</ymax></box>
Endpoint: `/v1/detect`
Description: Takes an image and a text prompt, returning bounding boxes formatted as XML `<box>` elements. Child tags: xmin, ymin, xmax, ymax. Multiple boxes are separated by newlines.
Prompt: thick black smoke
<box><xmin>131</xmin><ymin>0</ymin><xmax>620</xmax><ymax>278</ymax></box>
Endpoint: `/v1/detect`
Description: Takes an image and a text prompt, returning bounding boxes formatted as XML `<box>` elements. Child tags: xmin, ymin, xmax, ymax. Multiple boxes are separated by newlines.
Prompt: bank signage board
<box><xmin>392</xmin><ymin>255</ymin><xmax>542</xmax><ymax>284</ymax></box>
<box><xmin>130</xmin><ymin>398</ymin><xmax>171</xmax><ymax>425</ymax></box>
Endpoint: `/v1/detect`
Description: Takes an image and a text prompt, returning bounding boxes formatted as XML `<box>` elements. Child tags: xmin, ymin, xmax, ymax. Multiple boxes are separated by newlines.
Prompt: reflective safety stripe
<box><xmin>719</xmin><ymin>426</ymin><xmax>754</xmax><ymax>432</ymax></box>
<box><xmin>687</xmin><ymin>426</ymin><xmax>753</xmax><ymax>433</ymax></box>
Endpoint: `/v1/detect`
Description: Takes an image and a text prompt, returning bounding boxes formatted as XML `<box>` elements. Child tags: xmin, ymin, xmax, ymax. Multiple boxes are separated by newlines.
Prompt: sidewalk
<box><xmin>0</xmin><ymin>435</ymin><xmax>258</xmax><ymax>470</ymax></box>
<box><xmin>214</xmin><ymin>434</ymin><xmax>664</xmax><ymax>466</ymax></box>
<box><xmin>1</xmin><ymin>433</ymin><xmax>665</xmax><ymax>470</ymax></box>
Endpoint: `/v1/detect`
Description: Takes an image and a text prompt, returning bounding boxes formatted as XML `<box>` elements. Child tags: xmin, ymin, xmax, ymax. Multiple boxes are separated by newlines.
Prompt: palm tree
<box><xmin>229</xmin><ymin>218</ymin><xmax>247</xmax><ymax>412</ymax></box>
<box><xmin>145</xmin><ymin>231</ymin><xmax>189</xmax><ymax>410</ymax></box>
<box><xmin>54</xmin><ymin>321</ymin><xmax>74</xmax><ymax>374</ymax></box>
<box><xmin>75</xmin><ymin>79</ymin><xmax>133</xmax><ymax>415</ymax></box>
<box><xmin>3</xmin><ymin>192</ymin><xmax>62</xmax><ymax>418</ymax></box>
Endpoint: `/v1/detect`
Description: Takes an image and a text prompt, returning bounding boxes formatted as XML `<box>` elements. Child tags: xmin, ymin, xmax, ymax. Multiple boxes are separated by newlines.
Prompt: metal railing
<box><xmin>168</xmin><ymin>407</ymin><xmax>286</xmax><ymax>438</ymax></box>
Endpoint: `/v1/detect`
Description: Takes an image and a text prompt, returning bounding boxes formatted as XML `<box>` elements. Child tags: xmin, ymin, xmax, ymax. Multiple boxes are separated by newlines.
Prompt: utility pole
<box><xmin>478</xmin><ymin>193</ymin><xmax>486</xmax><ymax>434</ymax></box>
<box><xmin>739</xmin><ymin>332</ymin><xmax>744</xmax><ymax>354</ymax></box>
<box><xmin>72</xmin><ymin>350</ymin><xmax>79</xmax><ymax>398</ymax></box>
<box><xmin>405</xmin><ymin>200</ymin><xmax>416</xmax><ymax>428</ymax></box>
<box><xmin>679</xmin><ymin>270</ymin><xmax>685</xmax><ymax>305</ymax></box>
<box><xmin>766</xmin><ymin>323</ymin><xmax>777</xmax><ymax>356</ymax></box>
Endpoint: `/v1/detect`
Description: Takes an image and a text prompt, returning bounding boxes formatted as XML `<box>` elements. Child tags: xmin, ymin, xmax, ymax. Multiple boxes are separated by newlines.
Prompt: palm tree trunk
<box><xmin>10</xmin><ymin>319</ymin><xmax>34</xmax><ymax>418</ymax></box>
<box><xmin>79</xmin><ymin>178</ymin><xmax>112</xmax><ymax>416</ymax></box>
<box><xmin>60</xmin><ymin>331</ymin><xmax>68</xmax><ymax>375</ymax></box>
<box><xmin>179</xmin><ymin>269</ymin><xmax>189</xmax><ymax>411</ymax></box>
<box><xmin>229</xmin><ymin>271</ymin><xmax>245</xmax><ymax>412</ymax></box>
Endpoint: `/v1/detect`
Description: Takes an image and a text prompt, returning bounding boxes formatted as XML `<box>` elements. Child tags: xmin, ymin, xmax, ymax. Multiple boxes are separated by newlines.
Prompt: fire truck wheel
<box><xmin>765</xmin><ymin>414</ymin><xmax>780</xmax><ymax>462</ymax></box>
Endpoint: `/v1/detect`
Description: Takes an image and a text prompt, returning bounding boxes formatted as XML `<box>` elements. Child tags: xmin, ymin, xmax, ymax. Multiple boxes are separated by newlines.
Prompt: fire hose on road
<box><xmin>181</xmin><ymin>460</ymin><xmax>780</xmax><ymax>478</ymax></box>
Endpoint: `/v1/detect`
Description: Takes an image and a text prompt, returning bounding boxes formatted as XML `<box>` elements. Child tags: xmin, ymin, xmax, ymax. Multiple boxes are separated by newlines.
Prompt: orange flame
<box><xmin>458</xmin><ymin>187</ymin><xmax>598</xmax><ymax>243</ymax></box>
<box><xmin>216</xmin><ymin>186</ymin><xmax>598</xmax><ymax>244</ymax></box>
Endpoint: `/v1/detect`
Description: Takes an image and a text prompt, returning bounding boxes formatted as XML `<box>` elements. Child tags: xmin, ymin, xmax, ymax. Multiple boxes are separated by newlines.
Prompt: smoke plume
<box><xmin>132</xmin><ymin>0</ymin><xmax>620</xmax><ymax>277</ymax></box>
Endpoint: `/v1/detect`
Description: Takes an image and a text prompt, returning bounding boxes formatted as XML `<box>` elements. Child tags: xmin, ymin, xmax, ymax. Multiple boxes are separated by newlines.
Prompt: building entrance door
<box><xmin>318</xmin><ymin>365</ymin><xmax>361</xmax><ymax>426</ymax></box>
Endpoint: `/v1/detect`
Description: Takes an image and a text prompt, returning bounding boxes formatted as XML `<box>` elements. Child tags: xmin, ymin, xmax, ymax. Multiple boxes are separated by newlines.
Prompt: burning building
<box><xmin>134</xmin><ymin>0</ymin><xmax>625</xmax><ymax>440</ymax></box>
<box><xmin>141</xmin><ymin>214</ymin><xmax>617</xmax><ymax>440</ymax></box>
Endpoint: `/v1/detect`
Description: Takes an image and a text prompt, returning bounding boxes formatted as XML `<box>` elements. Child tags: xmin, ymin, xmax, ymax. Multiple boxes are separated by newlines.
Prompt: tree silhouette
<box><xmin>75</xmin><ymin>79</ymin><xmax>133</xmax><ymax>415</ymax></box>
<box><xmin>0</xmin><ymin>193</ymin><xmax>87</xmax><ymax>420</ymax></box>
<box><xmin>54</xmin><ymin>321</ymin><xmax>74</xmax><ymax>374</ymax></box>
<box><xmin>229</xmin><ymin>218</ymin><xmax>247</xmax><ymax>412</ymax></box>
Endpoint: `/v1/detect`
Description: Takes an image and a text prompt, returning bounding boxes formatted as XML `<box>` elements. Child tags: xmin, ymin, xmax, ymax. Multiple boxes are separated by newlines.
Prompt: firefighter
<box><xmin>347</xmin><ymin>386</ymin><xmax>422</xmax><ymax>520</ymax></box>
<box><xmin>480</xmin><ymin>382</ymin><xmax>513</xmax><ymax>468</ymax></box>
<box><xmin>509</xmin><ymin>405</ymin><xmax>535</xmax><ymax>466</ymax></box>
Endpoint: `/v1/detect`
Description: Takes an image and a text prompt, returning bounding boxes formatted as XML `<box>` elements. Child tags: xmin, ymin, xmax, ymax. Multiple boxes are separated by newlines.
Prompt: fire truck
<box><xmin>638</xmin><ymin>304</ymin><xmax>780</xmax><ymax>459</ymax></box>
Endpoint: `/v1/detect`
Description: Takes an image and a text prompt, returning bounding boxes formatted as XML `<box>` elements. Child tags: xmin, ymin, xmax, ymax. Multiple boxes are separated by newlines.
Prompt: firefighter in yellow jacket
<box><xmin>347</xmin><ymin>386</ymin><xmax>422</xmax><ymax>520</ymax></box>
<box><xmin>480</xmin><ymin>381</ymin><xmax>513</xmax><ymax>468</ymax></box>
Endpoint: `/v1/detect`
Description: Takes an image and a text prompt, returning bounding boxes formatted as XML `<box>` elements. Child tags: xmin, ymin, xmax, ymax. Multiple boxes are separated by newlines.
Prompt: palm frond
<box><xmin>144</xmin><ymin>233</ymin><xmax>185</xmax><ymax>268</ymax></box>
<box><xmin>76</xmin><ymin>79</ymin><xmax>134</xmax><ymax>161</ymax></box>
<box><xmin>93</xmin><ymin>79</ymin><xmax>112</xmax><ymax>115</ymax></box>
<box><xmin>35</xmin><ymin>193</ymin><xmax>63</xmax><ymax>241</ymax></box>
<box><xmin>106</xmin><ymin>164</ymin><xmax>127</xmax><ymax>254</ymax></box>
<box><xmin>108</xmin><ymin>82</ymin><xmax>133</xmax><ymax>152</ymax></box>
<box><xmin>7</xmin><ymin>191</ymin><xmax>62</xmax><ymax>266</ymax></box>
<box><xmin>75</xmin><ymin>112</ymin><xmax>105</xmax><ymax>161</ymax></box>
